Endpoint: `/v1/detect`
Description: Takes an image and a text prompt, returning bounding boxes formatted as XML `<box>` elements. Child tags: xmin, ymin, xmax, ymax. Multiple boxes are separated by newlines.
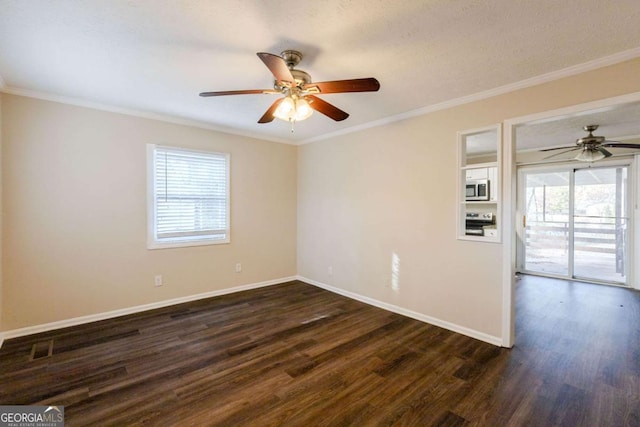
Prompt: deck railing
<box><xmin>525</xmin><ymin>220</ymin><xmax>625</xmax><ymax>254</ymax></box>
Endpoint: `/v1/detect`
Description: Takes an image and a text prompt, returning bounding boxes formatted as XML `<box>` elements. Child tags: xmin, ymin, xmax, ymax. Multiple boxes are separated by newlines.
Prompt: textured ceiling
<box><xmin>516</xmin><ymin>101</ymin><xmax>640</xmax><ymax>152</ymax></box>
<box><xmin>466</xmin><ymin>101</ymin><xmax>640</xmax><ymax>156</ymax></box>
<box><xmin>1</xmin><ymin>0</ymin><xmax>640</xmax><ymax>144</ymax></box>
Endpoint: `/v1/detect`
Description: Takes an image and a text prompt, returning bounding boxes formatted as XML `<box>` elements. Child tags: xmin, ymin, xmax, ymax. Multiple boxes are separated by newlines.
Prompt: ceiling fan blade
<box><xmin>257</xmin><ymin>52</ymin><xmax>295</xmax><ymax>84</ymax></box>
<box><xmin>602</xmin><ymin>142</ymin><xmax>640</xmax><ymax>149</ymax></box>
<box><xmin>306</xmin><ymin>95</ymin><xmax>349</xmax><ymax>121</ymax></box>
<box><xmin>306</xmin><ymin>78</ymin><xmax>380</xmax><ymax>94</ymax></box>
<box><xmin>543</xmin><ymin>147</ymin><xmax>581</xmax><ymax>159</ymax></box>
<box><xmin>200</xmin><ymin>89</ymin><xmax>280</xmax><ymax>97</ymax></box>
<box><xmin>597</xmin><ymin>147</ymin><xmax>613</xmax><ymax>158</ymax></box>
<box><xmin>258</xmin><ymin>98</ymin><xmax>284</xmax><ymax>124</ymax></box>
<box><xmin>540</xmin><ymin>145</ymin><xmax>577</xmax><ymax>152</ymax></box>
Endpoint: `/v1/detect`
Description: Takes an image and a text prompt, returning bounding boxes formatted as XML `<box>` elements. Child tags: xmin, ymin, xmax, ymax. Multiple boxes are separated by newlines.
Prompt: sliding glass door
<box><xmin>521</xmin><ymin>170</ymin><xmax>571</xmax><ymax>276</ymax></box>
<box><xmin>573</xmin><ymin>167</ymin><xmax>628</xmax><ymax>283</ymax></box>
<box><xmin>519</xmin><ymin>163</ymin><xmax>630</xmax><ymax>285</ymax></box>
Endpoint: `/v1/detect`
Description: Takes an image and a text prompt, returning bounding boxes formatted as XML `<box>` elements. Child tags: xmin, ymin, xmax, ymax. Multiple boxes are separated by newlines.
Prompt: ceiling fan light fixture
<box><xmin>274</xmin><ymin>96</ymin><xmax>294</xmax><ymax>120</ymax></box>
<box><xmin>273</xmin><ymin>96</ymin><xmax>313</xmax><ymax>122</ymax></box>
<box><xmin>294</xmin><ymin>97</ymin><xmax>313</xmax><ymax>121</ymax></box>
<box><xmin>575</xmin><ymin>147</ymin><xmax>605</xmax><ymax>162</ymax></box>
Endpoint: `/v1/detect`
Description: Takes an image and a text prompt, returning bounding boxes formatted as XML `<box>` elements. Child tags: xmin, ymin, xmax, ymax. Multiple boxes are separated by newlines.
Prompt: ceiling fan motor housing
<box><xmin>281</xmin><ymin>50</ymin><xmax>302</xmax><ymax>68</ymax></box>
<box><xmin>577</xmin><ymin>125</ymin><xmax>605</xmax><ymax>146</ymax></box>
<box><xmin>273</xmin><ymin>50</ymin><xmax>312</xmax><ymax>91</ymax></box>
<box><xmin>273</xmin><ymin>69</ymin><xmax>312</xmax><ymax>92</ymax></box>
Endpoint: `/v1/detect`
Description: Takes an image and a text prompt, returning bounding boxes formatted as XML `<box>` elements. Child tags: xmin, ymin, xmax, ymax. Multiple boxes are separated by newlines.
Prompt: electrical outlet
<box><xmin>328</xmin><ymin>266</ymin><xmax>333</xmax><ymax>276</ymax></box>
<box><xmin>235</xmin><ymin>263</ymin><xmax>242</xmax><ymax>273</ymax></box>
<box><xmin>154</xmin><ymin>275</ymin><xmax>163</xmax><ymax>287</ymax></box>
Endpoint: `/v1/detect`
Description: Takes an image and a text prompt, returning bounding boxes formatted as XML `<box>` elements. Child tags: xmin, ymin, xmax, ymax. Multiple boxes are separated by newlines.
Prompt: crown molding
<box><xmin>2</xmin><ymin>47</ymin><xmax>639</xmax><ymax>146</ymax></box>
<box><xmin>0</xmin><ymin>86</ymin><xmax>295</xmax><ymax>145</ymax></box>
<box><xmin>301</xmin><ymin>47</ymin><xmax>640</xmax><ymax>144</ymax></box>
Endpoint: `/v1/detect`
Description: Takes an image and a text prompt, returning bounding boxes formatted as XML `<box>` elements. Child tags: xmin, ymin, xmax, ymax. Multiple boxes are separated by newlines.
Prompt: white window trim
<box><xmin>146</xmin><ymin>144</ymin><xmax>230</xmax><ymax>249</ymax></box>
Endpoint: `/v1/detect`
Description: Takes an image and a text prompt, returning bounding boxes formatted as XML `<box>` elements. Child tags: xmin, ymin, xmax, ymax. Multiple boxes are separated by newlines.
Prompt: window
<box><xmin>147</xmin><ymin>144</ymin><xmax>230</xmax><ymax>249</ymax></box>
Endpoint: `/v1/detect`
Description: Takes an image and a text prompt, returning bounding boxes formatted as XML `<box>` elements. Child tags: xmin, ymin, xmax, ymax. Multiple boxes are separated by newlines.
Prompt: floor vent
<box><xmin>30</xmin><ymin>340</ymin><xmax>53</xmax><ymax>361</ymax></box>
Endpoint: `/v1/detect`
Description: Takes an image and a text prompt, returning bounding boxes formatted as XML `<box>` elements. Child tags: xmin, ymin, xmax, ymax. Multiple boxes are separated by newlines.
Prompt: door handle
<box><xmin>523</xmin><ymin>215</ymin><xmax>526</xmax><ymax>228</ymax></box>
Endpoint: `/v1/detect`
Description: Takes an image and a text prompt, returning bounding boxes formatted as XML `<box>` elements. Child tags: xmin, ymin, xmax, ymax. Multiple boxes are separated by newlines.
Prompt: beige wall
<box><xmin>2</xmin><ymin>58</ymin><xmax>639</xmax><ymax>338</ymax></box>
<box><xmin>297</xmin><ymin>58</ymin><xmax>640</xmax><ymax>340</ymax></box>
<box><xmin>1</xmin><ymin>94</ymin><xmax>297</xmax><ymax>330</ymax></box>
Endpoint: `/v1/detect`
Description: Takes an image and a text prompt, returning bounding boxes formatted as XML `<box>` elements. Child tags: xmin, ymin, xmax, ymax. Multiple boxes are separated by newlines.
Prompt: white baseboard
<box><xmin>0</xmin><ymin>275</ymin><xmax>504</xmax><ymax>349</ymax></box>
<box><xmin>297</xmin><ymin>275</ymin><xmax>504</xmax><ymax>347</ymax></box>
<box><xmin>0</xmin><ymin>276</ymin><xmax>297</xmax><ymax>346</ymax></box>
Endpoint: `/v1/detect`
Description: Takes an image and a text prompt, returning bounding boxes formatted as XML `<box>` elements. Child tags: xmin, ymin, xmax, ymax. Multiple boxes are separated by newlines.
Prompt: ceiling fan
<box><xmin>541</xmin><ymin>125</ymin><xmax>640</xmax><ymax>162</ymax></box>
<box><xmin>199</xmin><ymin>50</ymin><xmax>380</xmax><ymax>126</ymax></box>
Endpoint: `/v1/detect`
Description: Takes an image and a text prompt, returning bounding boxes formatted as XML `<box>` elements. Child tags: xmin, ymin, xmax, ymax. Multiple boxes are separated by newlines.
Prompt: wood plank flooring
<box><xmin>0</xmin><ymin>277</ymin><xmax>638</xmax><ymax>426</ymax></box>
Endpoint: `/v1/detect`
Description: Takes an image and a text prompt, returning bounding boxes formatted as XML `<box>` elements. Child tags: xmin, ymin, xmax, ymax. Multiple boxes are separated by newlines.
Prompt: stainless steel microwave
<box><xmin>466</xmin><ymin>179</ymin><xmax>489</xmax><ymax>201</ymax></box>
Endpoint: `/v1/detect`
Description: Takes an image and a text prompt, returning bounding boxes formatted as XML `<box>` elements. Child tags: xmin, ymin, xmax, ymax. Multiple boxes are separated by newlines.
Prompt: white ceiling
<box><xmin>516</xmin><ymin>101</ymin><xmax>640</xmax><ymax>151</ymax></box>
<box><xmin>1</xmin><ymin>0</ymin><xmax>640</xmax><ymax>144</ymax></box>
<box><xmin>467</xmin><ymin>100</ymin><xmax>640</xmax><ymax>157</ymax></box>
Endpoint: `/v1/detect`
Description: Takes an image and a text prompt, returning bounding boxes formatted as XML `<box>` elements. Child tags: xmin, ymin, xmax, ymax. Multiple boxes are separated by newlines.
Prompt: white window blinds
<box><xmin>148</xmin><ymin>145</ymin><xmax>229</xmax><ymax>248</ymax></box>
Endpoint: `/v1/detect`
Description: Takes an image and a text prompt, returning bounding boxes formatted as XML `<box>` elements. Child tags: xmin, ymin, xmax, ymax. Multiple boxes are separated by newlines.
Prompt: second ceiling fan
<box><xmin>541</xmin><ymin>125</ymin><xmax>640</xmax><ymax>162</ymax></box>
<box><xmin>199</xmin><ymin>50</ymin><xmax>380</xmax><ymax>125</ymax></box>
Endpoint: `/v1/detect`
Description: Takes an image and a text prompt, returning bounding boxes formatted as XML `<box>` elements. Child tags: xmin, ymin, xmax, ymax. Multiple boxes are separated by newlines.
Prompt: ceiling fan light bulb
<box><xmin>295</xmin><ymin>98</ymin><xmax>313</xmax><ymax>121</ymax></box>
<box><xmin>575</xmin><ymin>148</ymin><xmax>605</xmax><ymax>162</ymax></box>
<box><xmin>274</xmin><ymin>97</ymin><xmax>295</xmax><ymax>121</ymax></box>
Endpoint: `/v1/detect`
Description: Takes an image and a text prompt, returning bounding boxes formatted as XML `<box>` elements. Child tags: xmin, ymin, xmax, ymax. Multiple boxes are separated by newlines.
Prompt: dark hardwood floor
<box><xmin>0</xmin><ymin>277</ymin><xmax>638</xmax><ymax>426</ymax></box>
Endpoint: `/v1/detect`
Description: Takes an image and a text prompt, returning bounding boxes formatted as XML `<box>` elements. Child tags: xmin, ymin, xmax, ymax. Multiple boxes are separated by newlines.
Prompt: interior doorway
<box><xmin>518</xmin><ymin>162</ymin><xmax>630</xmax><ymax>285</ymax></box>
<box><xmin>502</xmin><ymin>92</ymin><xmax>640</xmax><ymax>348</ymax></box>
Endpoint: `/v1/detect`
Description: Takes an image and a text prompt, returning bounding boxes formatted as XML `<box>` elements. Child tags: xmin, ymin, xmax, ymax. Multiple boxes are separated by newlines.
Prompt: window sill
<box><xmin>147</xmin><ymin>237</ymin><xmax>230</xmax><ymax>250</ymax></box>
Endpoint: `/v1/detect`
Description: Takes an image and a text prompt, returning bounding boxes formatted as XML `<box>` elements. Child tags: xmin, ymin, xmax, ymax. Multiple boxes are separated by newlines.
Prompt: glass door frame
<box><xmin>517</xmin><ymin>158</ymin><xmax>634</xmax><ymax>287</ymax></box>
